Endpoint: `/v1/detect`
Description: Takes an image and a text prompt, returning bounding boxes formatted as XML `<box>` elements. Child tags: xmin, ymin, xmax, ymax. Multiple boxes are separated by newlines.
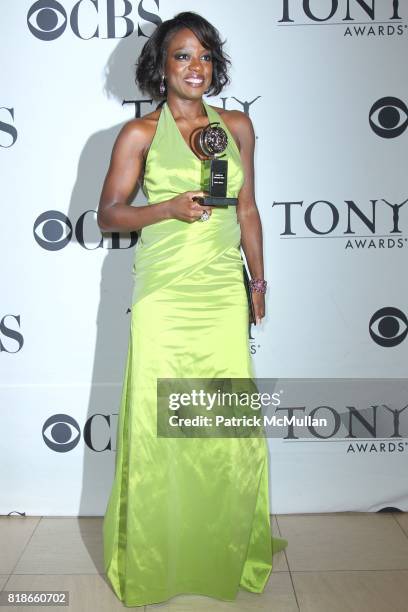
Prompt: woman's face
<box><xmin>164</xmin><ymin>27</ymin><xmax>213</xmax><ymax>101</ymax></box>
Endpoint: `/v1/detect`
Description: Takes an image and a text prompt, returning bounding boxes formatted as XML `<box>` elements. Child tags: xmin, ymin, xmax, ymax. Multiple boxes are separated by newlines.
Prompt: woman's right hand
<box><xmin>166</xmin><ymin>191</ymin><xmax>213</xmax><ymax>223</ymax></box>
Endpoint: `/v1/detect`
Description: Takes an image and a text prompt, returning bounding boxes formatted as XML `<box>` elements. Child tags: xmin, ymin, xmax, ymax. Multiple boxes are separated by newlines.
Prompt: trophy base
<box><xmin>203</xmin><ymin>196</ymin><xmax>238</xmax><ymax>207</ymax></box>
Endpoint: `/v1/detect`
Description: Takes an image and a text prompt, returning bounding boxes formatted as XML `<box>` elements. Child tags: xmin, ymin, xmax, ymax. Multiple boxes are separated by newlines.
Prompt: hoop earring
<box><xmin>159</xmin><ymin>75</ymin><xmax>166</xmax><ymax>96</ymax></box>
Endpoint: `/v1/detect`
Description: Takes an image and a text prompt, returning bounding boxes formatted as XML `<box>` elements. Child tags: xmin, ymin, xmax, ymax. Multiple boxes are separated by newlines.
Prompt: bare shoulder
<box><xmin>114</xmin><ymin>108</ymin><xmax>162</xmax><ymax>156</ymax></box>
<box><xmin>208</xmin><ymin>105</ymin><xmax>254</xmax><ymax>148</ymax></box>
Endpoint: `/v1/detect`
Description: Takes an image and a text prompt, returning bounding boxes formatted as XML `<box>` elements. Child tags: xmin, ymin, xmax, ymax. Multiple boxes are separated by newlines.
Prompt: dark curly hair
<box><xmin>135</xmin><ymin>11</ymin><xmax>231</xmax><ymax>100</ymax></box>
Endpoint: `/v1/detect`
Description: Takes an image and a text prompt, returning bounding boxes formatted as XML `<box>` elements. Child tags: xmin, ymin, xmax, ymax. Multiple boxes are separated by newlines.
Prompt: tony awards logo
<box><xmin>195</xmin><ymin>122</ymin><xmax>237</xmax><ymax>206</ymax></box>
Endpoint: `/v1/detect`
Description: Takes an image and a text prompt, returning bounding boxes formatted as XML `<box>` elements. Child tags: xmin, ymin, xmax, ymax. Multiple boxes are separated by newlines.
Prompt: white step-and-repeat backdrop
<box><xmin>2</xmin><ymin>0</ymin><xmax>407</xmax><ymax>515</ymax></box>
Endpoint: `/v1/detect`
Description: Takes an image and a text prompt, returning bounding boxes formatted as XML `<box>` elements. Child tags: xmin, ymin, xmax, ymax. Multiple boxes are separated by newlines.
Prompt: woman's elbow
<box><xmin>97</xmin><ymin>211</ymin><xmax>108</xmax><ymax>232</ymax></box>
<box><xmin>97</xmin><ymin>204</ymin><xmax>115</xmax><ymax>232</ymax></box>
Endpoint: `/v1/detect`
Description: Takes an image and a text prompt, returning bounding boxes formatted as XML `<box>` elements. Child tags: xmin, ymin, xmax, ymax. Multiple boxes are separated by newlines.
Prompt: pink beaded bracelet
<box><xmin>249</xmin><ymin>278</ymin><xmax>267</xmax><ymax>294</ymax></box>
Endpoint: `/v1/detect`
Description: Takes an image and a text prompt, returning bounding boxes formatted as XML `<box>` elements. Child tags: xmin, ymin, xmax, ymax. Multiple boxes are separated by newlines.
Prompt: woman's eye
<box><xmin>174</xmin><ymin>53</ymin><xmax>212</xmax><ymax>61</ymax></box>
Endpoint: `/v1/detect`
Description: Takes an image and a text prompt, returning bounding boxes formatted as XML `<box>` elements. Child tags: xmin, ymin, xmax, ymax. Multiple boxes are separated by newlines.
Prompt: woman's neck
<box><xmin>166</xmin><ymin>95</ymin><xmax>206</xmax><ymax>122</ymax></box>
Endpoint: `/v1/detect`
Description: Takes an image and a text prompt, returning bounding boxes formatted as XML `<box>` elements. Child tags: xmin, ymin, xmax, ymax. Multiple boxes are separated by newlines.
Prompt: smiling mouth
<box><xmin>185</xmin><ymin>78</ymin><xmax>205</xmax><ymax>86</ymax></box>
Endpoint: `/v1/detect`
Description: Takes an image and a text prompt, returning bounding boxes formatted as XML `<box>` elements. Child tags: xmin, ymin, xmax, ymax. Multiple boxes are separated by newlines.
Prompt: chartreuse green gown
<box><xmin>103</xmin><ymin>100</ymin><xmax>288</xmax><ymax>607</ymax></box>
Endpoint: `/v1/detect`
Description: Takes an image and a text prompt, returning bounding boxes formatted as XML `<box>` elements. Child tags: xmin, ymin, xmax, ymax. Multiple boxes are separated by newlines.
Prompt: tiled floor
<box><xmin>1</xmin><ymin>512</ymin><xmax>408</xmax><ymax>611</ymax></box>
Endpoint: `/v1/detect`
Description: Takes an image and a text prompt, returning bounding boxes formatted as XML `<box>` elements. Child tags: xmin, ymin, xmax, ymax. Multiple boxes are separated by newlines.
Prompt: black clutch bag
<box><xmin>242</xmin><ymin>263</ymin><xmax>256</xmax><ymax>325</ymax></box>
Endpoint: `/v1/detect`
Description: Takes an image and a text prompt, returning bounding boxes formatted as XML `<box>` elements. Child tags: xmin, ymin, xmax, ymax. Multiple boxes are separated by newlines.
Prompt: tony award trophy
<box><xmin>195</xmin><ymin>121</ymin><xmax>238</xmax><ymax>207</ymax></box>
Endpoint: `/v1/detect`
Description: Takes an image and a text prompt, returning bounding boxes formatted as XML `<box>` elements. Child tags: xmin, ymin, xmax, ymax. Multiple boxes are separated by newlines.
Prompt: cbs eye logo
<box><xmin>27</xmin><ymin>0</ymin><xmax>67</xmax><ymax>41</ymax></box>
<box><xmin>369</xmin><ymin>97</ymin><xmax>408</xmax><ymax>139</ymax></box>
<box><xmin>33</xmin><ymin>210</ymin><xmax>72</xmax><ymax>250</ymax></box>
<box><xmin>369</xmin><ymin>307</ymin><xmax>408</xmax><ymax>347</ymax></box>
<box><xmin>42</xmin><ymin>414</ymin><xmax>81</xmax><ymax>452</ymax></box>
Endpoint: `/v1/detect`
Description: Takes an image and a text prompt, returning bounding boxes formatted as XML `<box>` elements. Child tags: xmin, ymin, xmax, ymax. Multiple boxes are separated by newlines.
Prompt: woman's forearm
<box><xmin>238</xmin><ymin>205</ymin><xmax>265</xmax><ymax>279</ymax></box>
<box><xmin>97</xmin><ymin>200</ymin><xmax>170</xmax><ymax>233</ymax></box>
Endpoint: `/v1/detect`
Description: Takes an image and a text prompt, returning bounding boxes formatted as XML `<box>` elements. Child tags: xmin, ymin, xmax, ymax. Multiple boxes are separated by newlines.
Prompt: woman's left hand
<box><xmin>252</xmin><ymin>292</ymin><xmax>265</xmax><ymax>326</ymax></box>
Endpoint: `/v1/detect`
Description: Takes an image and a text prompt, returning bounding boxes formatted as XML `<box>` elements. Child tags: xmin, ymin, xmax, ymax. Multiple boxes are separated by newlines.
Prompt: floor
<box><xmin>0</xmin><ymin>512</ymin><xmax>408</xmax><ymax>611</ymax></box>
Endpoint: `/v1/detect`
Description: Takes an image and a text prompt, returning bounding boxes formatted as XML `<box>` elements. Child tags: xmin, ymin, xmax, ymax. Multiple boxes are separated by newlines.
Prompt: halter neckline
<box><xmin>164</xmin><ymin>100</ymin><xmax>211</xmax><ymax>162</ymax></box>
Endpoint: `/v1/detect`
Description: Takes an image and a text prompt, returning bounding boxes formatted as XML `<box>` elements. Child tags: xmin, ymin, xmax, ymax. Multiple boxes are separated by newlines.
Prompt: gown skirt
<box><xmin>102</xmin><ymin>100</ymin><xmax>288</xmax><ymax>607</ymax></box>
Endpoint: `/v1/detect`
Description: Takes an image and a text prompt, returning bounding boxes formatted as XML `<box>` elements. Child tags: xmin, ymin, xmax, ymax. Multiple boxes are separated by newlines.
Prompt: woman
<box><xmin>98</xmin><ymin>11</ymin><xmax>287</xmax><ymax>607</ymax></box>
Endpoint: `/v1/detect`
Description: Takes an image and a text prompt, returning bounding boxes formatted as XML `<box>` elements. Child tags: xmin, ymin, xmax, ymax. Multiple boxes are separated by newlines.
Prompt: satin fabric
<box><xmin>103</xmin><ymin>101</ymin><xmax>288</xmax><ymax>607</ymax></box>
